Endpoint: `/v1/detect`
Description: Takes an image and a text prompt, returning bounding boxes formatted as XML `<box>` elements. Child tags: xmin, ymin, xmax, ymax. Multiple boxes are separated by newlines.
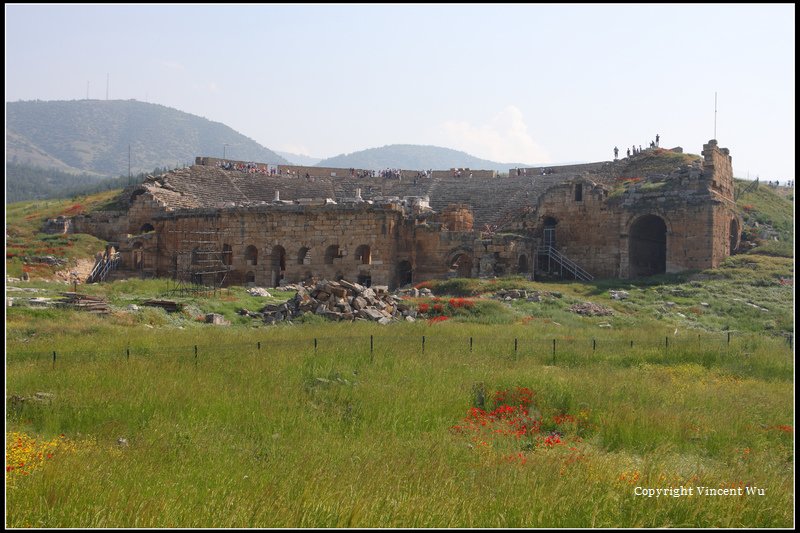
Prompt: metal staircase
<box><xmin>86</xmin><ymin>252</ymin><xmax>120</xmax><ymax>284</ymax></box>
<box><xmin>535</xmin><ymin>245</ymin><xmax>594</xmax><ymax>281</ymax></box>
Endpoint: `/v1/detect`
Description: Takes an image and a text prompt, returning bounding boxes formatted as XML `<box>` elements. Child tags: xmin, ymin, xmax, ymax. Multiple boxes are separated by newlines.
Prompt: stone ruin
<box><xmin>65</xmin><ymin>140</ymin><xmax>742</xmax><ymax>288</ymax></box>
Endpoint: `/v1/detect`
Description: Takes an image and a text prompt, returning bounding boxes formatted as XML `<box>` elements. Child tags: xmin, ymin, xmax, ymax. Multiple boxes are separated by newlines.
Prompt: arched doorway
<box><xmin>397</xmin><ymin>260</ymin><xmax>413</xmax><ymax>287</ymax></box>
<box><xmin>298</xmin><ymin>247</ymin><xmax>310</xmax><ymax>265</ymax></box>
<box><xmin>355</xmin><ymin>244</ymin><xmax>371</xmax><ymax>265</ymax></box>
<box><xmin>729</xmin><ymin>218</ymin><xmax>740</xmax><ymax>254</ymax></box>
<box><xmin>139</xmin><ymin>223</ymin><xmax>154</xmax><ymax>233</ymax></box>
<box><xmin>629</xmin><ymin>215</ymin><xmax>667</xmax><ymax>277</ymax></box>
<box><xmin>325</xmin><ymin>245</ymin><xmax>340</xmax><ymax>265</ymax></box>
<box><xmin>244</xmin><ymin>245</ymin><xmax>258</xmax><ymax>266</ymax></box>
<box><xmin>450</xmin><ymin>253</ymin><xmax>473</xmax><ymax>278</ymax></box>
<box><xmin>518</xmin><ymin>254</ymin><xmax>528</xmax><ymax>274</ymax></box>
<box><xmin>272</xmin><ymin>245</ymin><xmax>286</xmax><ymax>287</ymax></box>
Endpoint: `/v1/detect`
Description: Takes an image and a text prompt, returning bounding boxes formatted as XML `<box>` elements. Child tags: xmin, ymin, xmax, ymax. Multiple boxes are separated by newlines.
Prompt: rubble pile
<box><xmin>242</xmin><ymin>279</ymin><xmax>417</xmax><ymax>325</ymax></box>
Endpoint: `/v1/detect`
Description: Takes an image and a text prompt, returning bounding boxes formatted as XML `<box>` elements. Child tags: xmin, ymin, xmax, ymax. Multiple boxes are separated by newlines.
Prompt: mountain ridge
<box><xmin>315</xmin><ymin>143</ymin><xmax>539</xmax><ymax>172</ymax></box>
<box><xmin>6</xmin><ymin>99</ymin><xmax>290</xmax><ymax>177</ymax></box>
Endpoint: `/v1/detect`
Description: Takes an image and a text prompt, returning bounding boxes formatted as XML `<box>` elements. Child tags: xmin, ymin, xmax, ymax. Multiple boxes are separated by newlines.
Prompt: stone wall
<box><xmin>150</xmin><ymin>203</ymin><xmax>410</xmax><ymax>288</ymax></box>
<box><xmin>532</xmin><ymin>180</ymin><xmax>621</xmax><ymax>278</ymax></box>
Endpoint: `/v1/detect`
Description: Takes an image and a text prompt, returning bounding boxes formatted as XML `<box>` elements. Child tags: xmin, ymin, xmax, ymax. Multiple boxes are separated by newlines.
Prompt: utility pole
<box><xmin>714</xmin><ymin>91</ymin><xmax>717</xmax><ymax>140</ymax></box>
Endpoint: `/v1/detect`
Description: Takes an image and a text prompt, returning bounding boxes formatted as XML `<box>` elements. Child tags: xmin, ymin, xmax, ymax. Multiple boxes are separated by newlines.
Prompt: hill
<box><xmin>275</xmin><ymin>151</ymin><xmax>323</xmax><ymax>166</ymax></box>
<box><xmin>315</xmin><ymin>144</ymin><xmax>535</xmax><ymax>172</ymax></box>
<box><xmin>6</xmin><ymin>99</ymin><xmax>290</xmax><ymax>177</ymax></box>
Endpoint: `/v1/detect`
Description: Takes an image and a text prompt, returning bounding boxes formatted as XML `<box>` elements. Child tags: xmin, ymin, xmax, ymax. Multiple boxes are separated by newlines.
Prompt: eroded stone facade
<box><xmin>69</xmin><ymin>140</ymin><xmax>741</xmax><ymax>288</ymax></box>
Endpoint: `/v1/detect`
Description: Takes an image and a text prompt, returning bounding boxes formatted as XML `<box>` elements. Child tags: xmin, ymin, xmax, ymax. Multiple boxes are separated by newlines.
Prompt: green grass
<box><xmin>735</xmin><ymin>178</ymin><xmax>795</xmax><ymax>243</ymax></box>
<box><xmin>6</xmin><ymin>321</ymin><xmax>793</xmax><ymax>527</ymax></box>
<box><xmin>6</xmin><ymin>192</ymin><xmax>121</xmax><ymax>278</ymax></box>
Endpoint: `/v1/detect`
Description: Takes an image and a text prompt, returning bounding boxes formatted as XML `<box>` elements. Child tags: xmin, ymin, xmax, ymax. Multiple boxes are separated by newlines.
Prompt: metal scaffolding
<box><xmin>167</xmin><ymin>226</ymin><xmax>232</xmax><ymax>296</ymax></box>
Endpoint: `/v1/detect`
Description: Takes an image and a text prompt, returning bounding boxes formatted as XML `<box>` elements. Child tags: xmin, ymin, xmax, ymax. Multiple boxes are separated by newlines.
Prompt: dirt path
<box><xmin>53</xmin><ymin>257</ymin><xmax>96</xmax><ymax>283</ymax></box>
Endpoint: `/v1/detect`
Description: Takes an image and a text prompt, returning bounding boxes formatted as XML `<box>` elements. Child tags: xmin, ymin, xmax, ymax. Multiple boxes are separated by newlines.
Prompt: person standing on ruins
<box><xmin>614</xmin><ymin>146</ymin><xmax>619</xmax><ymax>160</ymax></box>
<box><xmin>656</xmin><ymin>133</ymin><xmax>660</xmax><ymax>147</ymax></box>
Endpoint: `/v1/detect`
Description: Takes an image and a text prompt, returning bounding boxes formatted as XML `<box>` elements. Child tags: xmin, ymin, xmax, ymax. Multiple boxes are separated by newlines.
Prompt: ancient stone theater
<box><xmin>70</xmin><ymin>140</ymin><xmax>741</xmax><ymax>289</ymax></box>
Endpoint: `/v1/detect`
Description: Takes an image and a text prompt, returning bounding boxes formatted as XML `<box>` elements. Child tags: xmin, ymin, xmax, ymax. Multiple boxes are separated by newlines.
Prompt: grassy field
<box><xmin>5</xmin><ymin>182</ymin><xmax>795</xmax><ymax>527</ymax></box>
<box><xmin>5</xmin><ymin>320</ymin><xmax>794</xmax><ymax>527</ymax></box>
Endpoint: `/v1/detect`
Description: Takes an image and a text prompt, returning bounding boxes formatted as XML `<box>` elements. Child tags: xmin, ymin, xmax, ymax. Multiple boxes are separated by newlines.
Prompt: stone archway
<box><xmin>629</xmin><ymin>214</ymin><xmax>667</xmax><ymax>277</ymax></box>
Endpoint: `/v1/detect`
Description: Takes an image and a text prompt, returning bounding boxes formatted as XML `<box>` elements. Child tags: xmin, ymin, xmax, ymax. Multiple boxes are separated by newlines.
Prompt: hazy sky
<box><xmin>5</xmin><ymin>4</ymin><xmax>796</xmax><ymax>180</ymax></box>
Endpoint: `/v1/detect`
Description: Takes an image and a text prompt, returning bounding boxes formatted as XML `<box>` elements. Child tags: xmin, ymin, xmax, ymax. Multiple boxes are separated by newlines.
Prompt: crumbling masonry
<box><xmin>67</xmin><ymin>140</ymin><xmax>741</xmax><ymax>289</ymax></box>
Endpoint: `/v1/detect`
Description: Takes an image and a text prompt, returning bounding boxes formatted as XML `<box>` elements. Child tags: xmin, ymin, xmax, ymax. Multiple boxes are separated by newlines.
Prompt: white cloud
<box><xmin>440</xmin><ymin>106</ymin><xmax>550</xmax><ymax>164</ymax></box>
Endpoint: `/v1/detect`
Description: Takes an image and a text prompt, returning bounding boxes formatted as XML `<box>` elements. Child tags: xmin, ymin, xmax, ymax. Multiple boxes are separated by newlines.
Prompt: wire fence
<box><xmin>8</xmin><ymin>330</ymin><xmax>793</xmax><ymax>370</ymax></box>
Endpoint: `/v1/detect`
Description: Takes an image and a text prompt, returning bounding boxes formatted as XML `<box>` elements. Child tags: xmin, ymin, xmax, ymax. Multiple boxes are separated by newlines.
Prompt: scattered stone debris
<box><xmin>494</xmin><ymin>289</ymin><xmax>528</xmax><ymax>300</ymax></box>
<box><xmin>246</xmin><ymin>287</ymin><xmax>272</xmax><ymax>297</ymax></box>
<box><xmin>569</xmin><ymin>302</ymin><xmax>614</xmax><ymax>316</ymax></box>
<box><xmin>246</xmin><ymin>279</ymin><xmax>415</xmax><ymax>325</ymax></box>
<box><xmin>205</xmin><ymin>313</ymin><xmax>230</xmax><ymax>325</ymax></box>
<box><xmin>492</xmin><ymin>289</ymin><xmax>561</xmax><ymax>302</ymax></box>
<box><xmin>395</xmin><ymin>286</ymin><xmax>434</xmax><ymax>298</ymax></box>
<box><xmin>609</xmin><ymin>290</ymin><xmax>629</xmax><ymax>300</ymax></box>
